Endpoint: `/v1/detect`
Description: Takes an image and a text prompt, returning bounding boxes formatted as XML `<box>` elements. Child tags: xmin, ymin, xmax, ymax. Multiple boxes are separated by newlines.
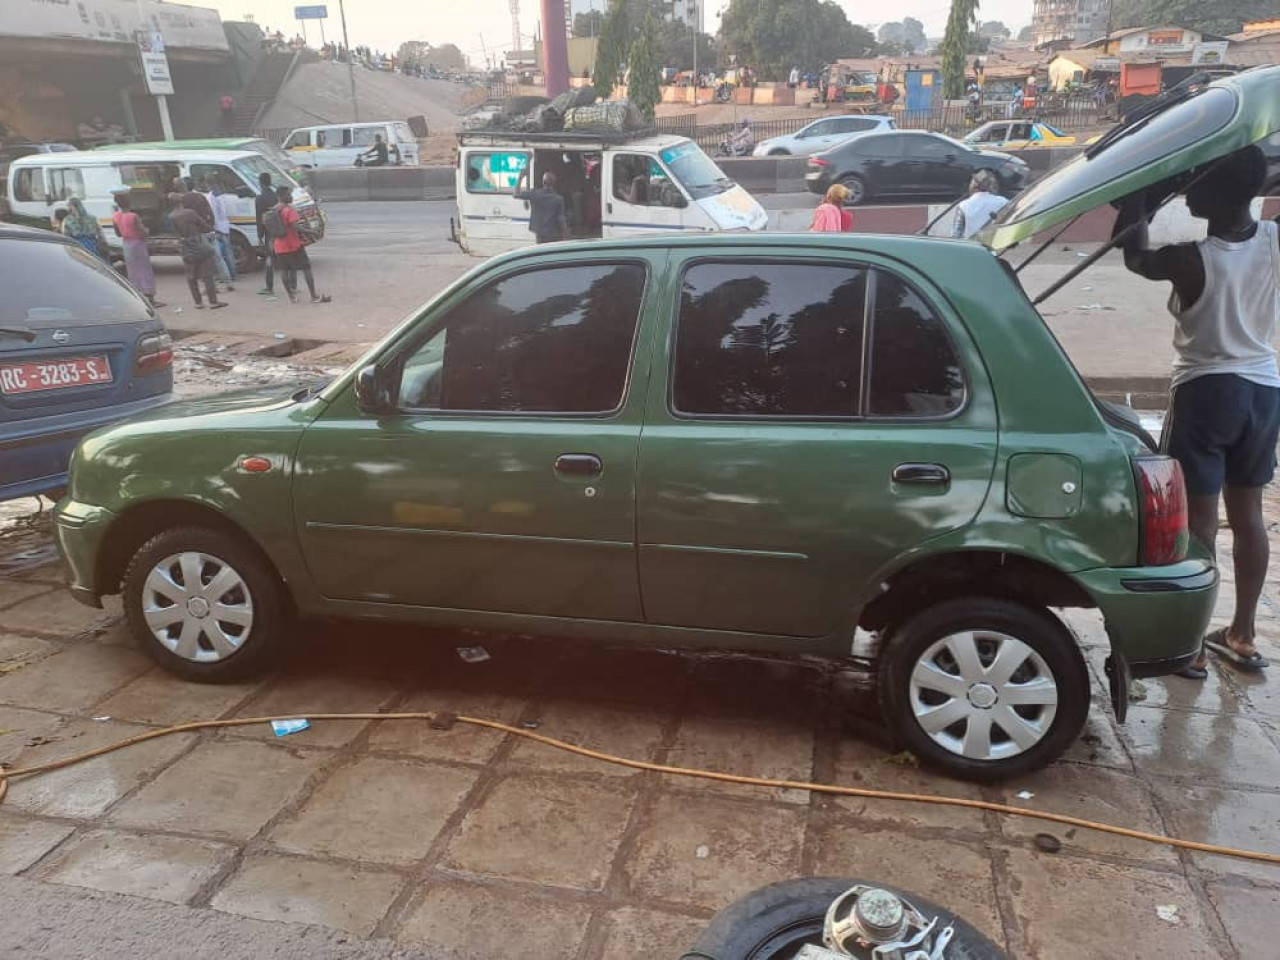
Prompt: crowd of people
<box><xmin>48</xmin><ymin>173</ymin><xmax>328</xmax><ymax>310</ymax></box>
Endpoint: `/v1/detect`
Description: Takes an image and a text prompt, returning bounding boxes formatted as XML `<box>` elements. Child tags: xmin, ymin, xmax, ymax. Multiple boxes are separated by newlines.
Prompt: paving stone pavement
<box><xmin>3</xmin><ymin>532</ymin><xmax>1280</xmax><ymax>958</ymax></box>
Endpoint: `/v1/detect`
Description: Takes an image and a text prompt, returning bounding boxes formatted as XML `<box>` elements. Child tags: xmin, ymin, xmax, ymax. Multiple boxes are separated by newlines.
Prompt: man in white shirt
<box><xmin>199</xmin><ymin>178</ymin><xmax>235</xmax><ymax>289</ymax></box>
<box><xmin>1118</xmin><ymin>144</ymin><xmax>1278</xmax><ymax>677</ymax></box>
<box><xmin>952</xmin><ymin>171</ymin><xmax>1008</xmax><ymax>239</ymax></box>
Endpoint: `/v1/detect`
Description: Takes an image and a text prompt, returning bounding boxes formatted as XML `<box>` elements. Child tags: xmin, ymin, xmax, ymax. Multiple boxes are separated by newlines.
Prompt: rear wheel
<box><xmin>878</xmin><ymin>598</ymin><xmax>1089</xmax><ymax>782</ymax></box>
<box><xmin>768</xmin><ymin>148</ymin><xmax>790</xmax><ymax>156</ymax></box>
<box><xmin>837</xmin><ymin>174</ymin><xmax>867</xmax><ymax>205</ymax></box>
<box><xmin>122</xmin><ymin>526</ymin><xmax>290</xmax><ymax>682</ymax></box>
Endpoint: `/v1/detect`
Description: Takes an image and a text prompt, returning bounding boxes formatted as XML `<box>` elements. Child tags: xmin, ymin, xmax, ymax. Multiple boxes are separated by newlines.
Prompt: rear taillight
<box><xmin>134</xmin><ymin>332</ymin><xmax>173</xmax><ymax>376</ymax></box>
<box><xmin>808</xmin><ymin>157</ymin><xmax>829</xmax><ymax>167</ymax></box>
<box><xmin>1133</xmin><ymin>457</ymin><xmax>1189</xmax><ymax>566</ymax></box>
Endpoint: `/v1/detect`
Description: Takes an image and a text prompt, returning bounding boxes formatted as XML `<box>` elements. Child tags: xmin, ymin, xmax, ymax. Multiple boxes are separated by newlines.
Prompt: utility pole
<box><xmin>338</xmin><ymin>0</ymin><xmax>359</xmax><ymax>120</ymax></box>
<box><xmin>690</xmin><ymin>1</ymin><xmax>698</xmax><ymax>98</ymax></box>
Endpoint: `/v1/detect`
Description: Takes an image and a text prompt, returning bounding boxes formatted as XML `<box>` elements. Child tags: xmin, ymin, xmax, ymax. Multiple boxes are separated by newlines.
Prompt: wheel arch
<box><xmin>858</xmin><ymin>549</ymin><xmax>1094</xmax><ymax>635</ymax></box>
<box><xmin>97</xmin><ymin>498</ymin><xmax>287</xmax><ymax>600</ymax></box>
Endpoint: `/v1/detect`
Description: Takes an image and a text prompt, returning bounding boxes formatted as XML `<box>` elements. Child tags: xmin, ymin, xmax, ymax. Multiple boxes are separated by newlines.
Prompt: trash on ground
<box><xmin>457</xmin><ymin>645</ymin><xmax>491</xmax><ymax>663</ymax></box>
<box><xmin>91</xmin><ymin>716</ymin><xmax>111</xmax><ymax>722</ymax></box>
<box><xmin>1016</xmin><ymin>790</ymin><xmax>1035</xmax><ymax>800</ymax></box>
<box><xmin>1076</xmin><ymin>251</ymin><xmax>1089</xmax><ymax>258</ymax></box>
<box><xmin>1155</xmin><ymin>904</ymin><xmax>1181</xmax><ymax>924</ymax></box>
<box><xmin>520</xmin><ymin>719</ymin><xmax>541</xmax><ymax>730</ymax></box>
<box><xmin>273</xmin><ymin>331</ymin><xmax>287</xmax><ymax>339</ymax></box>
<box><xmin>270</xmin><ymin>718</ymin><xmax>310</xmax><ymax>737</ymax></box>
<box><xmin>880</xmin><ymin>750</ymin><xmax>918</xmax><ymax>766</ymax></box>
<box><xmin>695</xmin><ymin>844</ymin><xmax>710</xmax><ymax>859</ymax></box>
<box><xmin>1128</xmin><ymin>679</ymin><xmax>1148</xmax><ymax>702</ymax></box>
<box><xmin>1033</xmin><ymin>832</ymin><xmax>1062</xmax><ymax>853</ymax></box>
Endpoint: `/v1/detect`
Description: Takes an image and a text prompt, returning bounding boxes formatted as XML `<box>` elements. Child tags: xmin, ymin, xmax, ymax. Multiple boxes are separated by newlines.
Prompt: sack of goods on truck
<box><xmin>563</xmin><ymin>99</ymin><xmax>645</xmax><ymax>133</ymax></box>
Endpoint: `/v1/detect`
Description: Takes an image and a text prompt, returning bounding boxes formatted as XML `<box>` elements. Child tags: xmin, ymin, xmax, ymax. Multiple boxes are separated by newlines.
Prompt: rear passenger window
<box><xmin>868</xmin><ymin>271</ymin><xmax>964</xmax><ymax>416</ymax></box>
<box><xmin>673</xmin><ymin>262</ymin><xmax>867</xmax><ymax>417</ymax></box>
<box><xmin>11</xmin><ymin>168</ymin><xmax>39</xmax><ymax>202</ymax></box>
<box><xmin>465</xmin><ymin>151</ymin><xmax>528</xmax><ymax>193</ymax></box>
<box><xmin>48</xmin><ymin>168</ymin><xmax>84</xmax><ymax>201</ymax></box>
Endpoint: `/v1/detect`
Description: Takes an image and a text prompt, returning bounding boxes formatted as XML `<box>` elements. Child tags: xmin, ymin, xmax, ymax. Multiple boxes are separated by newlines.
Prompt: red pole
<box><xmin>540</xmin><ymin>0</ymin><xmax>569</xmax><ymax>96</ymax></box>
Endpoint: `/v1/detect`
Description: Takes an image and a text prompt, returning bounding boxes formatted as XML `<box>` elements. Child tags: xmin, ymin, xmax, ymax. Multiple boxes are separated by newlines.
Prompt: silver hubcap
<box><xmin>908</xmin><ymin>630</ymin><xmax>1059</xmax><ymax>761</ymax></box>
<box><xmin>142</xmin><ymin>552</ymin><xmax>253</xmax><ymax>663</ymax></box>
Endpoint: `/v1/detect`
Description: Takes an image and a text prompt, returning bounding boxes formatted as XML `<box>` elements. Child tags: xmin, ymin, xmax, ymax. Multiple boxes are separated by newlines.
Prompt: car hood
<box><xmin>986</xmin><ymin>66</ymin><xmax>1280</xmax><ymax>251</ymax></box>
<box><xmin>128</xmin><ymin>382</ymin><xmax>316</xmax><ymax>423</ymax></box>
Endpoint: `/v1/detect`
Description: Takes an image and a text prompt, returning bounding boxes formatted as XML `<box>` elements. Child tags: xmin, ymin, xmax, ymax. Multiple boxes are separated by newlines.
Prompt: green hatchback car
<box><xmin>55</xmin><ymin>68</ymin><xmax>1279</xmax><ymax>781</ymax></box>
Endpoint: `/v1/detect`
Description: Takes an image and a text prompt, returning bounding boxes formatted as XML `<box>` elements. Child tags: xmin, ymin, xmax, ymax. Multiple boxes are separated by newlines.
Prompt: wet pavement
<box><xmin>2</xmin><ymin>515</ymin><xmax>1280</xmax><ymax>958</ymax></box>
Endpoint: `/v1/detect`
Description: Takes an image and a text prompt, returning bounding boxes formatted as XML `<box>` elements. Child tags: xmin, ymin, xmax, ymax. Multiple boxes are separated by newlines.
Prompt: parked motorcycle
<box><xmin>683</xmin><ymin>878</ymin><xmax>1007</xmax><ymax>960</ymax></box>
<box><xmin>715</xmin><ymin>82</ymin><xmax>734</xmax><ymax>103</ymax></box>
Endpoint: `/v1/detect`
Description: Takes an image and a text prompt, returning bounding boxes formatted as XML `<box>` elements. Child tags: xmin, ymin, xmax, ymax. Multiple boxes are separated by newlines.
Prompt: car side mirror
<box><xmin>354</xmin><ymin>363</ymin><xmax>394</xmax><ymax>414</ymax></box>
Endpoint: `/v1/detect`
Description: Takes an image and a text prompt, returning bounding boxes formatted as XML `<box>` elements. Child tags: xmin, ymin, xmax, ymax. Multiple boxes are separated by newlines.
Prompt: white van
<box><xmin>456</xmin><ymin>132</ymin><xmax>768</xmax><ymax>257</ymax></box>
<box><xmin>284</xmin><ymin>121</ymin><xmax>420</xmax><ymax>169</ymax></box>
<box><xmin>4</xmin><ymin>149</ymin><xmax>324</xmax><ymax>271</ymax></box>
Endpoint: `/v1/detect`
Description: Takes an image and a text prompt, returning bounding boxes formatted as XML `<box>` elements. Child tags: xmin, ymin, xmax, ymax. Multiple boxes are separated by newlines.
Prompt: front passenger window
<box><xmin>398</xmin><ymin>262</ymin><xmax>647</xmax><ymax>414</ymax></box>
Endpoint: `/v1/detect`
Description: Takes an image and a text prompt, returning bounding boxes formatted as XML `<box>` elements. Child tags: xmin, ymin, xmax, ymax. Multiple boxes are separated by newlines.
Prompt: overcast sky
<box><xmin>205</xmin><ymin>0</ymin><xmax>1034</xmax><ymax>63</ymax></box>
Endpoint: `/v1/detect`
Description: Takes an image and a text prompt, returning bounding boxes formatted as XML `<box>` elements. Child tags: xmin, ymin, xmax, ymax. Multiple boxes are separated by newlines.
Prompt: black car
<box><xmin>805</xmin><ymin>131</ymin><xmax>1030</xmax><ymax>206</ymax></box>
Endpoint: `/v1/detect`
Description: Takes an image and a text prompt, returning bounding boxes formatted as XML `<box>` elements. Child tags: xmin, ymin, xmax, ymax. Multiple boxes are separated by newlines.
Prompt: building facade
<box><xmin>1031</xmin><ymin>0</ymin><xmax>1109</xmax><ymax>48</ymax></box>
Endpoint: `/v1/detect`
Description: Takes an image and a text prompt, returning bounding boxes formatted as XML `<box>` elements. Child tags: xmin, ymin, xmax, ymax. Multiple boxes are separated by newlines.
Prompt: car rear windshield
<box><xmin>0</xmin><ymin>238</ymin><xmax>151</xmax><ymax>329</ymax></box>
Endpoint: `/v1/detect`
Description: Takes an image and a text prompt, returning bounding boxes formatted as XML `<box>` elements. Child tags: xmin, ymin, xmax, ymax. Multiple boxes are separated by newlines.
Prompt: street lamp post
<box><xmin>338</xmin><ymin>0</ymin><xmax>359</xmax><ymax>121</ymax></box>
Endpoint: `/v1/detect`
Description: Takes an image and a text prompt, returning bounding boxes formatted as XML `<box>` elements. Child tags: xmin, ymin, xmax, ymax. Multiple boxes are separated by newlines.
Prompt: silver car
<box><xmin>752</xmin><ymin>115</ymin><xmax>896</xmax><ymax>157</ymax></box>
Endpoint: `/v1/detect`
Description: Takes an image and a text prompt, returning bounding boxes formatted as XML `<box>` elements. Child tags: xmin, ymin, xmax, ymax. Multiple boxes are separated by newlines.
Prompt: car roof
<box><xmin>0</xmin><ymin>224</ymin><xmax>78</xmax><ymax>245</ymax></box>
<box><xmin>289</xmin><ymin>120</ymin><xmax>402</xmax><ymax>131</ymax></box>
<box><xmin>9</xmin><ymin>148</ymin><xmax>262</xmax><ymax>166</ymax></box>
<box><xmin>95</xmin><ymin>138</ymin><xmax>265</xmax><ymax>151</ymax></box>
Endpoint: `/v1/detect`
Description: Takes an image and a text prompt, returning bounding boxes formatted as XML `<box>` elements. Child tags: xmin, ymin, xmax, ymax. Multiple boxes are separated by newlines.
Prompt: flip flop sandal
<box><xmin>1176</xmin><ymin>662</ymin><xmax>1209</xmax><ymax>680</ymax></box>
<box><xmin>1204</xmin><ymin>630</ymin><xmax>1269</xmax><ymax>672</ymax></box>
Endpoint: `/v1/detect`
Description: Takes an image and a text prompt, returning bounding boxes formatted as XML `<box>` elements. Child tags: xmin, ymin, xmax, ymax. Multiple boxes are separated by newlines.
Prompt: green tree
<box><xmin>1017</xmin><ymin>24</ymin><xmax>1033</xmax><ymax>41</ymax></box>
<box><xmin>1110</xmin><ymin>0</ymin><xmax>1272</xmax><ymax>33</ymax></box>
<box><xmin>593</xmin><ymin>0</ymin><xmax>631</xmax><ymax>97</ymax></box>
<box><xmin>876</xmin><ymin>18</ymin><xmax>927</xmax><ymax>54</ymax></box>
<box><xmin>629</xmin><ymin>10</ymin><xmax>662</xmax><ymax>120</ymax></box>
<box><xmin>978</xmin><ymin>20</ymin><xmax>1010</xmax><ymax>39</ymax></box>
<box><xmin>902</xmin><ymin>17</ymin><xmax>928</xmax><ymax>53</ymax></box>
<box><xmin>939</xmin><ymin>0</ymin><xmax>980</xmax><ymax>99</ymax></box>
<box><xmin>573</xmin><ymin>10</ymin><xmax>605</xmax><ymax>37</ymax></box>
<box><xmin>718</xmin><ymin>0</ymin><xmax>875</xmax><ymax>81</ymax></box>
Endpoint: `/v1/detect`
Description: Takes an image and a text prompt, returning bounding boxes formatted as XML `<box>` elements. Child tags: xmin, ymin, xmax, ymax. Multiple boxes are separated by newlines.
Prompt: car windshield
<box><xmin>0</xmin><ymin>238</ymin><xmax>150</xmax><ymax>328</ymax></box>
<box><xmin>660</xmin><ymin>140</ymin><xmax>732</xmax><ymax>199</ymax></box>
<box><xmin>233</xmin><ymin>155</ymin><xmax>295</xmax><ymax>190</ymax></box>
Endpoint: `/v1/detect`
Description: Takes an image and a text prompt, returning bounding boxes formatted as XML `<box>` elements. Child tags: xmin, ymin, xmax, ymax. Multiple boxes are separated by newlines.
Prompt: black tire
<box><xmin>768</xmin><ymin>148</ymin><xmax>790</xmax><ymax>156</ymax></box>
<box><xmin>231</xmin><ymin>232</ymin><xmax>259</xmax><ymax>273</ymax></box>
<box><xmin>122</xmin><ymin>526</ymin><xmax>291</xmax><ymax>683</ymax></box>
<box><xmin>687</xmin><ymin>877</ymin><xmax>1006</xmax><ymax>960</ymax></box>
<box><xmin>878</xmin><ymin>598</ymin><xmax>1089</xmax><ymax>782</ymax></box>
<box><xmin>837</xmin><ymin>174</ymin><xmax>867</xmax><ymax>205</ymax></box>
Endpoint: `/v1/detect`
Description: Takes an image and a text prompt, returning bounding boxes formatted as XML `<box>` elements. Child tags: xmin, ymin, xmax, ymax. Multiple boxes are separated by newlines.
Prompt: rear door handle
<box><xmin>555</xmin><ymin>454</ymin><xmax>603</xmax><ymax>476</ymax></box>
<box><xmin>892</xmin><ymin>462</ymin><xmax>950</xmax><ymax>484</ymax></box>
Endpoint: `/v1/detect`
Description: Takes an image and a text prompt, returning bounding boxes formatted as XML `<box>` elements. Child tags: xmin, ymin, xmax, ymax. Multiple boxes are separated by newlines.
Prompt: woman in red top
<box><xmin>111</xmin><ymin>192</ymin><xmax>162</xmax><ymax>308</ymax></box>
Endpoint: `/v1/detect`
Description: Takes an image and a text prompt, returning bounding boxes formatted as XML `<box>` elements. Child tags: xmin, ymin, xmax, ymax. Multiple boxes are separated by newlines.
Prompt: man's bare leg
<box><xmin>1186</xmin><ymin>493</ymin><xmax>1220</xmax><ymax>671</ymax></box>
<box><xmin>1223</xmin><ymin>484</ymin><xmax>1268</xmax><ymax>659</ymax></box>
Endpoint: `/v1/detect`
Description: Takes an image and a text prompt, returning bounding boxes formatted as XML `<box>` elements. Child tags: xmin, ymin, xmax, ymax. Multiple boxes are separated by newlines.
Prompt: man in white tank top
<box><xmin>1119</xmin><ymin>144</ymin><xmax>1278</xmax><ymax>677</ymax></box>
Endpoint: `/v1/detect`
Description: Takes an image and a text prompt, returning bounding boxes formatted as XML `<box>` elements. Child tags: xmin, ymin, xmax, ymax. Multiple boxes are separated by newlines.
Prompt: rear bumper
<box><xmin>1</xmin><ymin>392</ymin><xmax>174</xmax><ymax>501</ymax></box>
<box><xmin>1074</xmin><ymin>554</ymin><xmax>1219</xmax><ymax>671</ymax></box>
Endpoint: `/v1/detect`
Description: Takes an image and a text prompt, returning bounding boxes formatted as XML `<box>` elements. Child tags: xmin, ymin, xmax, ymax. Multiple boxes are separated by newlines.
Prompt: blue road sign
<box><xmin>294</xmin><ymin>5</ymin><xmax>328</xmax><ymax>20</ymax></box>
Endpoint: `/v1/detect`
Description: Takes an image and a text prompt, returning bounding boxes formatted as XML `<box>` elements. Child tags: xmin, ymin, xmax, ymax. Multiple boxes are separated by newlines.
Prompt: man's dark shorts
<box><xmin>1162</xmin><ymin>373</ymin><xmax>1280</xmax><ymax>496</ymax></box>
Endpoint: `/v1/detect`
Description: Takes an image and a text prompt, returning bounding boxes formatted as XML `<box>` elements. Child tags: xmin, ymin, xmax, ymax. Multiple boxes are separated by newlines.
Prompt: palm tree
<box><xmin>939</xmin><ymin>0</ymin><xmax>980</xmax><ymax>99</ymax></box>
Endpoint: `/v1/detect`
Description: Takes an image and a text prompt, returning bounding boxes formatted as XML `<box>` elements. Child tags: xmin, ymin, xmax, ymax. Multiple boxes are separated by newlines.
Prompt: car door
<box><xmin>603</xmin><ymin>152</ymin><xmax>681</xmax><ymax>238</ymax></box>
<box><xmin>851</xmin><ymin>134</ymin><xmax>906</xmax><ymax>195</ymax></box>
<box><xmin>903</xmin><ymin>134</ymin><xmax>970</xmax><ymax>197</ymax></box>
<box><xmin>459</xmin><ymin>147</ymin><xmax>532</xmax><ymax>255</ymax></box>
<box><xmin>292</xmin><ymin>254</ymin><xmax>659</xmax><ymax>621</ymax></box>
<box><xmin>794</xmin><ymin>119</ymin><xmax>838</xmax><ymax>155</ymax></box>
<box><xmin>636</xmin><ymin>254</ymin><xmax>997</xmax><ymax>639</ymax></box>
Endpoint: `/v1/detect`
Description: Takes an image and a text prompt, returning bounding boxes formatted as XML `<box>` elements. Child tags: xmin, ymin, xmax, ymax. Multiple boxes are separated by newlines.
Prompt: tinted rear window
<box><xmin>0</xmin><ymin>238</ymin><xmax>151</xmax><ymax>328</ymax></box>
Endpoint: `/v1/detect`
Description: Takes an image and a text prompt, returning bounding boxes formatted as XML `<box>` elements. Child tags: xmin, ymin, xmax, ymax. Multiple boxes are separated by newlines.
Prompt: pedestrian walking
<box><xmin>809</xmin><ymin>184</ymin><xmax>850</xmax><ymax>232</ymax></box>
<box><xmin>219</xmin><ymin>93</ymin><xmax>235</xmax><ymax>133</ymax></box>
<box><xmin>111</xmin><ymin>192</ymin><xmax>163</xmax><ymax>308</ymax></box>
<box><xmin>951</xmin><ymin>171</ymin><xmax>1008</xmax><ymax>239</ymax></box>
<box><xmin>1117</xmin><ymin>144</ymin><xmax>1278</xmax><ymax>677</ymax></box>
<box><xmin>62</xmin><ymin>197</ymin><xmax>107</xmax><ymax>261</ymax></box>
<box><xmin>169</xmin><ymin>193</ymin><xmax>225</xmax><ymax>310</ymax></box>
<box><xmin>208</xmin><ymin>181</ymin><xmax>238</xmax><ymax>290</ymax></box>
<box><xmin>197</xmin><ymin>178</ymin><xmax>233</xmax><ymax>287</ymax></box>
<box><xmin>266</xmin><ymin>185</ymin><xmax>327</xmax><ymax>304</ymax></box>
<box><xmin>513</xmin><ymin>169</ymin><xmax>568</xmax><ymax>244</ymax></box>
<box><xmin>254</xmin><ymin>170</ymin><xmax>279</xmax><ymax>300</ymax></box>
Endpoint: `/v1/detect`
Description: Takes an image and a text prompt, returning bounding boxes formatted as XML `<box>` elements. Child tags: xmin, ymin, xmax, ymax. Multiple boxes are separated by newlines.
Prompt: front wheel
<box><xmin>768</xmin><ymin>148</ymin><xmax>790</xmax><ymax>156</ymax></box>
<box><xmin>231</xmin><ymin>232</ymin><xmax>259</xmax><ymax>274</ymax></box>
<box><xmin>122</xmin><ymin>526</ymin><xmax>291</xmax><ymax>682</ymax></box>
<box><xmin>878</xmin><ymin>598</ymin><xmax>1089</xmax><ymax>782</ymax></box>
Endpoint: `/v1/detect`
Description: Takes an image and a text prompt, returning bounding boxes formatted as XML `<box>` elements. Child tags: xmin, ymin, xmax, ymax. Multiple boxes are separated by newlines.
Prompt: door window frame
<box><xmin>380</xmin><ymin>258</ymin><xmax>652</xmax><ymax>420</ymax></box>
<box><xmin>666</xmin><ymin>256</ymin><xmax>968</xmax><ymax>423</ymax></box>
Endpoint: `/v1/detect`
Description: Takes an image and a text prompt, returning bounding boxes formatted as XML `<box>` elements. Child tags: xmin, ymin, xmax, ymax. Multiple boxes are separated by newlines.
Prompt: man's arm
<box><xmin>1114</xmin><ymin>196</ymin><xmax>1204</xmax><ymax>306</ymax></box>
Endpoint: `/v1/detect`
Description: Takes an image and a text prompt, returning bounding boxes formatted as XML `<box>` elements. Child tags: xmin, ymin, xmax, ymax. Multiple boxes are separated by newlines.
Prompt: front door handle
<box><xmin>555</xmin><ymin>454</ymin><xmax>603</xmax><ymax>476</ymax></box>
<box><xmin>892</xmin><ymin>462</ymin><xmax>950</xmax><ymax>484</ymax></box>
